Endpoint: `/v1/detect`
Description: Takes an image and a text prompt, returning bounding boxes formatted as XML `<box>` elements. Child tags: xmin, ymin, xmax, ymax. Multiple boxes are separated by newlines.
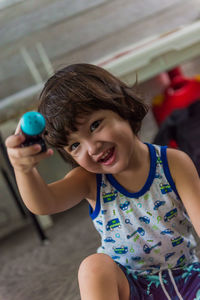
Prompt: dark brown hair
<box><xmin>38</xmin><ymin>63</ymin><xmax>148</xmax><ymax>164</ymax></box>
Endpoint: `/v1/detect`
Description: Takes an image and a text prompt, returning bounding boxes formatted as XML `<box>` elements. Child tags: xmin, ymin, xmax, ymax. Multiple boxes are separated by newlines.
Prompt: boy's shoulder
<box><xmin>66</xmin><ymin>166</ymin><xmax>97</xmax><ymax>200</ymax></box>
<box><xmin>166</xmin><ymin>147</ymin><xmax>198</xmax><ymax>180</ymax></box>
<box><xmin>166</xmin><ymin>147</ymin><xmax>193</xmax><ymax>163</ymax></box>
<box><xmin>66</xmin><ymin>166</ymin><xmax>96</xmax><ymax>181</ymax></box>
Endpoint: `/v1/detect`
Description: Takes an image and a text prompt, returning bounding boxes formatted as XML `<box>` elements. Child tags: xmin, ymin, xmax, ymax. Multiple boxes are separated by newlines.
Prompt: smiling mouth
<box><xmin>98</xmin><ymin>147</ymin><xmax>115</xmax><ymax>165</ymax></box>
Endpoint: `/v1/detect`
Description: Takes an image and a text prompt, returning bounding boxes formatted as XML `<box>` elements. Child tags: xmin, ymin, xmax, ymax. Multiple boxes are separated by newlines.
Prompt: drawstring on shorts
<box><xmin>158</xmin><ymin>269</ymin><xmax>183</xmax><ymax>300</ymax></box>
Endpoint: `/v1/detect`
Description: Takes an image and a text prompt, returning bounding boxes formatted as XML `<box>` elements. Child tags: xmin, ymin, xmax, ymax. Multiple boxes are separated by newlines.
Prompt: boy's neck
<box><xmin>113</xmin><ymin>141</ymin><xmax>150</xmax><ymax>194</ymax></box>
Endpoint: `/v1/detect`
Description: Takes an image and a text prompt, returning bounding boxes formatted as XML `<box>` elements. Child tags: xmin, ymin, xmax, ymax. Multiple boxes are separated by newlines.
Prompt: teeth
<box><xmin>101</xmin><ymin>149</ymin><xmax>111</xmax><ymax>160</ymax></box>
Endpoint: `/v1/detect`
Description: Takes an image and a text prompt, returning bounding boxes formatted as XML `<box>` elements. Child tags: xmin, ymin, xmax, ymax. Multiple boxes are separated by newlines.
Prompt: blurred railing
<box><xmin>0</xmin><ymin>20</ymin><xmax>200</xmax><ymax>123</ymax></box>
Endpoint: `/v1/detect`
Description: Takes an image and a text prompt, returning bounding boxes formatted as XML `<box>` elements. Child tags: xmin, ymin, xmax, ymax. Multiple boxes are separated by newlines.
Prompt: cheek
<box><xmin>74</xmin><ymin>155</ymin><xmax>99</xmax><ymax>173</ymax></box>
<box><xmin>72</xmin><ymin>153</ymin><xmax>90</xmax><ymax>168</ymax></box>
<box><xmin>111</xmin><ymin>126</ymin><xmax>134</xmax><ymax>144</ymax></box>
<box><xmin>71</xmin><ymin>155</ymin><xmax>83</xmax><ymax>166</ymax></box>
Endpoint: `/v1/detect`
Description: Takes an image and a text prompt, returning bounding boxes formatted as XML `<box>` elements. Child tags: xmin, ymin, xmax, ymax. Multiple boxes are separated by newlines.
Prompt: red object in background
<box><xmin>168</xmin><ymin>139</ymin><xmax>178</xmax><ymax>149</ymax></box>
<box><xmin>152</xmin><ymin>67</ymin><xmax>200</xmax><ymax>126</ymax></box>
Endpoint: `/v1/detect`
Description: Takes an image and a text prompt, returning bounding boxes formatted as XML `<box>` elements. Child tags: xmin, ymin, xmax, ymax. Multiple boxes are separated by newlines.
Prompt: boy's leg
<box><xmin>78</xmin><ymin>253</ymin><xmax>130</xmax><ymax>300</ymax></box>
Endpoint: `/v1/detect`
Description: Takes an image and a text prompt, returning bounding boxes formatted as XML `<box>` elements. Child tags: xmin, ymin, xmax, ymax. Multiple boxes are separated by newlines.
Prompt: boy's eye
<box><xmin>90</xmin><ymin>120</ymin><xmax>101</xmax><ymax>132</ymax></box>
<box><xmin>70</xmin><ymin>142</ymin><xmax>80</xmax><ymax>151</ymax></box>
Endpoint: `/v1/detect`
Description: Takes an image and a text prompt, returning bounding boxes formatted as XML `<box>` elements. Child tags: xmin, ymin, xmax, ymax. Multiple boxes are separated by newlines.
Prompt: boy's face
<box><xmin>64</xmin><ymin>110</ymin><xmax>136</xmax><ymax>175</ymax></box>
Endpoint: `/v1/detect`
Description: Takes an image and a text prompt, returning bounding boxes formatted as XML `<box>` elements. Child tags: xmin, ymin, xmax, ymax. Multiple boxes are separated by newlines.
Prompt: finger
<box><xmin>11</xmin><ymin>148</ymin><xmax>53</xmax><ymax>168</ymax></box>
<box><xmin>21</xmin><ymin>148</ymin><xmax>53</xmax><ymax>163</ymax></box>
<box><xmin>15</xmin><ymin>119</ymin><xmax>22</xmax><ymax>135</ymax></box>
<box><xmin>5</xmin><ymin>134</ymin><xmax>25</xmax><ymax>148</ymax></box>
<box><xmin>31</xmin><ymin>148</ymin><xmax>54</xmax><ymax>161</ymax></box>
<box><xmin>8</xmin><ymin>144</ymin><xmax>53</xmax><ymax>159</ymax></box>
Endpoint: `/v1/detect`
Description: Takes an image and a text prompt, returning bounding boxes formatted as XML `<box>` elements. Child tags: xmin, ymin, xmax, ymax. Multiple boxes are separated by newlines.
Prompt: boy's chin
<box><xmin>96</xmin><ymin>163</ymin><xmax>125</xmax><ymax>175</ymax></box>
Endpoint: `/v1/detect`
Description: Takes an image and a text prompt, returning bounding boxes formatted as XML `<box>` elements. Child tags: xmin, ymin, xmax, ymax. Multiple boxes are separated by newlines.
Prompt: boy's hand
<box><xmin>5</xmin><ymin>122</ymin><xmax>53</xmax><ymax>174</ymax></box>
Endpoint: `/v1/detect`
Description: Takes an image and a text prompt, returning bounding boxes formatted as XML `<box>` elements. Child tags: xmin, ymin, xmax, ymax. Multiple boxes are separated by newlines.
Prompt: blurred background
<box><xmin>0</xmin><ymin>0</ymin><xmax>200</xmax><ymax>299</ymax></box>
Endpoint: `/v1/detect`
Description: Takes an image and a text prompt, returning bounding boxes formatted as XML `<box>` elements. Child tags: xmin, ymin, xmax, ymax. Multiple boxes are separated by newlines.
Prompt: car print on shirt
<box><xmin>176</xmin><ymin>254</ymin><xmax>186</xmax><ymax>266</ymax></box>
<box><xmin>153</xmin><ymin>200</ymin><xmax>166</xmax><ymax>210</ymax></box>
<box><xmin>160</xmin><ymin>184</ymin><xmax>172</xmax><ymax>194</ymax></box>
<box><xmin>111</xmin><ymin>255</ymin><xmax>120</xmax><ymax>260</ymax></box>
<box><xmin>143</xmin><ymin>241</ymin><xmax>162</xmax><ymax>254</ymax></box>
<box><xmin>165</xmin><ymin>252</ymin><xmax>175</xmax><ymax>261</ymax></box>
<box><xmin>106</xmin><ymin>218</ymin><xmax>121</xmax><ymax>231</ymax></box>
<box><xmin>103</xmin><ymin>190</ymin><xmax>118</xmax><ymax>203</ymax></box>
<box><xmin>171</xmin><ymin>236</ymin><xmax>184</xmax><ymax>247</ymax></box>
<box><xmin>187</xmin><ymin>241</ymin><xmax>191</xmax><ymax>248</ymax></box>
<box><xmin>119</xmin><ymin>201</ymin><xmax>130</xmax><ymax>211</ymax></box>
<box><xmin>164</xmin><ymin>208</ymin><xmax>178</xmax><ymax>222</ymax></box>
<box><xmin>104</xmin><ymin>237</ymin><xmax>116</xmax><ymax>243</ymax></box>
<box><xmin>160</xmin><ymin>228</ymin><xmax>174</xmax><ymax>235</ymax></box>
<box><xmin>131</xmin><ymin>256</ymin><xmax>142</xmax><ymax>262</ymax></box>
<box><xmin>139</xmin><ymin>216</ymin><xmax>150</xmax><ymax>224</ymax></box>
<box><xmin>114</xmin><ymin>246</ymin><xmax>128</xmax><ymax>254</ymax></box>
<box><xmin>127</xmin><ymin>227</ymin><xmax>145</xmax><ymax>239</ymax></box>
<box><xmin>96</xmin><ymin>220</ymin><xmax>103</xmax><ymax>226</ymax></box>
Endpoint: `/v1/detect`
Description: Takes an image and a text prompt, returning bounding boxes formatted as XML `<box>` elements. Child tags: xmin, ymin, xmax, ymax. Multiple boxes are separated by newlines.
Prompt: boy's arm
<box><xmin>6</xmin><ymin>133</ymin><xmax>95</xmax><ymax>215</ymax></box>
<box><xmin>167</xmin><ymin>148</ymin><xmax>200</xmax><ymax>237</ymax></box>
<box><xmin>15</xmin><ymin>166</ymin><xmax>95</xmax><ymax>215</ymax></box>
<box><xmin>48</xmin><ymin>167</ymin><xmax>96</xmax><ymax>214</ymax></box>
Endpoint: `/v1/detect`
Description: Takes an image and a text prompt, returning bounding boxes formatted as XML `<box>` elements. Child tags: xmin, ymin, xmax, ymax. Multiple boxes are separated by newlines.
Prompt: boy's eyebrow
<box><xmin>65</xmin><ymin>113</ymin><xmax>98</xmax><ymax>145</ymax></box>
<box><xmin>65</xmin><ymin>135</ymin><xmax>74</xmax><ymax>145</ymax></box>
<box><xmin>66</xmin><ymin>131</ymin><xmax>79</xmax><ymax>145</ymax></box>
<box><xmin>75</xmin><ymin>116</ymin><xmax>89</xmax><ymax>126</ymax></box>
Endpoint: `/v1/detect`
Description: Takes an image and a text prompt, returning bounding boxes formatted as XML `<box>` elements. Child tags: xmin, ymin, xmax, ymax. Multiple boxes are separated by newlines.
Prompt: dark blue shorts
<box><xmin>118</xmin><ymin>262</ymin><xmax>200</xmax><ymax>300</ymax></box>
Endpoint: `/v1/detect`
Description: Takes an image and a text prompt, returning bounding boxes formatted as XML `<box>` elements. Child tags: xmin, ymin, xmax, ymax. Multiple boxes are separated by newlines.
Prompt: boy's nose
<box><xmin>87</xmin><ymin>141</ymin><xmax>102</xmax><ymax>157</ymax></box>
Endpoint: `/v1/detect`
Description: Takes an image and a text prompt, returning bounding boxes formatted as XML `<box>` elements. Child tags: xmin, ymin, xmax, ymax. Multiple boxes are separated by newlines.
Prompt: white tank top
<box><xmin>89</xmin><ymin>143</ymin><xmax>198</xmax><ymax>276</ymax></box>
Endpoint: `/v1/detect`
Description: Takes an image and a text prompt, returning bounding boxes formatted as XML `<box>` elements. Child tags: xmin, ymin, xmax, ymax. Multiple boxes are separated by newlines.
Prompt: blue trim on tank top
<box><xmin>89</xmin><ymin>144</ymin><xmax>180</xmax><ymax>220</ymax></box>
<box><xmin>106</xmin><ymin>143</ymin><xmax>156</xmax><ymax>198</ymax></box>
<box><xmin>89</xmin><ymin>143</ymin><xmax>163</xmax><ymax>220</ymax></box>
<box><xmin>160</xmin><ymin>146</ymin><xmax>180</xmax><ymax>199</ymax></box>
<box><xmin>89</xmin><ymin>173</ymin><xmax>102</xmax><ymax>219</ymax></box>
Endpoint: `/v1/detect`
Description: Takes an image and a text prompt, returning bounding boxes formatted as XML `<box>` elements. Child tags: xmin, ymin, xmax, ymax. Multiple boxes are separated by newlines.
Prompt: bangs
<box><xmin>40</xmin><ymin>101</ymin><xmax>97</xmax><ymax>148</ymax></box>
<box><xmin>38</xmin><ymin>63</ymin><xmax>148</xmax><ymax>162</ymax></box>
